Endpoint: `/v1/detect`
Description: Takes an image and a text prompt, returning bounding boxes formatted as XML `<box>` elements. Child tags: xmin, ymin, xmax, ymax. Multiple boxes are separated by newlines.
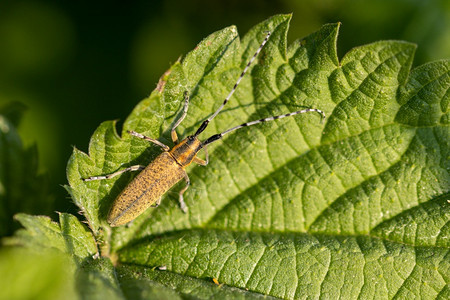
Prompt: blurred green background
<box><xmin>0</xmin><ymin>0</ymin><xmax>448</xmax><ymax>217</ymax></box>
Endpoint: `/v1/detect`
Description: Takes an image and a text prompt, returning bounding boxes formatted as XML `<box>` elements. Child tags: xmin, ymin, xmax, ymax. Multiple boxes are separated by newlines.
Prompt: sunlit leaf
<box><xmin>51</xmin><ymin>14</ymin><xmax>450</xmax><ymax>299</ymax></box>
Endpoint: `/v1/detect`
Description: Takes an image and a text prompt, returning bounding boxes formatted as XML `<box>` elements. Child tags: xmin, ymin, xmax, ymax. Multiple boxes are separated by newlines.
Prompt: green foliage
<box><xmin>4</xmin><ymin>213</ymin><xmax>97</xmax><ymax>265</ymax></box>
<box><xmin>0</xmin><ymin>248</ymin><xmax>78</xmax><ymax>300</ymax></box>
<box><xmin>3</xmin><ymin>15</ymin><xmax>450</xmax><ymax>299</ymax></box>
<box><xmin>0</xmin><ymin>102</ymin><xmax>52</xmax><ymax>236</ymax></box>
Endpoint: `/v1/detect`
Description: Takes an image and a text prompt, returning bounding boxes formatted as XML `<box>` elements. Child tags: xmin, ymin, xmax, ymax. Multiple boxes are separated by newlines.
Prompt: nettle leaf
<box><xmin>3</xmin><ymin>213</ymin><xmax>98</xmax><ymax>299</ymax></box>
<box><xmin>5</xmin><ymin>213</ymin><xmax>98</xmax><ymax>265</ymax></box>
<box><xmin>66</xmin><ymin>15</ymin><xmax>449</xmax><ymax>299</ymax></box>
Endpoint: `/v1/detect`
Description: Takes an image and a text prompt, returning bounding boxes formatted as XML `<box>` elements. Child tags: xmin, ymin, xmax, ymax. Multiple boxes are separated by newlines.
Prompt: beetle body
<box><xmin>108</xmin><ymin>136</ymin><xmax>203</xmax><ymax>227</ymax></box>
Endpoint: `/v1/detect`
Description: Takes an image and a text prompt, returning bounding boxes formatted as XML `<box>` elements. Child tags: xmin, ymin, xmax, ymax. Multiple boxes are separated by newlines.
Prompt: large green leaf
<box><xmin>30</xmin><ymin>14</ymin><xmax>450</xmax><ymax>298</ymax></box>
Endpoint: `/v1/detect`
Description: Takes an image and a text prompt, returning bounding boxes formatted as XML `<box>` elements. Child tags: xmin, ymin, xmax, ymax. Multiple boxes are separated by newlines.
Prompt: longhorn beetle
<box><xmin>84</xmin><ymin>31</ymin><xmax>326</xmax><ymax>227</ymax></box>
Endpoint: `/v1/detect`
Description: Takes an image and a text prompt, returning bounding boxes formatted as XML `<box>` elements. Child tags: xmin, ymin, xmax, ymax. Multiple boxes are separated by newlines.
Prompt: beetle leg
<box><xmin>193</xmin><ymin>145</ymin><xmax>208</xmax><ymax>166</ymax></box>
<box><xmin>83</xmin><ymin>165</ymin><xmax>145</xmax><ymax>181</ymax></box>
<box><xmin>151</xmin><ymin>197</ymin><xmax>162</xmax><ymax>207</ymax></box>
<box><xmin>193</xmin><ymin>157</ymin><xmax>207</xmax><ymax>166</ymax></box>
<box><xmin>178</xmin><ymin>171</ymin><xmax>190</xmax><ymax>213</ymax></box>
<box><xmin>171</xmin><ymin>130</ymin><xmax>179</xmax><ymax>145</ymax></box>
<box><xmin>171</xmin><ymin>91</ymin><xmax>190</xmax><ymax>144</ymax></box>
<box><xmin>127</xmin><ymin>130</ymin><xmax>170</xmax><ymax>151</ymax></box>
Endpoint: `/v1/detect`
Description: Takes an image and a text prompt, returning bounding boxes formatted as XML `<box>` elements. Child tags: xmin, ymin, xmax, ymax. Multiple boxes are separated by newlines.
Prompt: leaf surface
<box><xmin>64</xmin><ymin>14</ymin><xmax>450</xmax><ymax>299</ymax></box>
<box><xmin>0</xmin><ymin>248</ymin><xmax>78</xmax><ymax>300</ymax></box>
<box><xmin>5</xmin><ymin>213</ymin><xmax>98</xmax><ymax>265</ymax></box>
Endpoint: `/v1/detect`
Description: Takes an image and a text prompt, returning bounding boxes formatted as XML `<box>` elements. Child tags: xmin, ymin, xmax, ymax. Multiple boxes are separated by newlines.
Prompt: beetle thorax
<box><xmin>169</xmin><ymin>136</ymin><xmax>203</xmax><ymax>167</ymax></box>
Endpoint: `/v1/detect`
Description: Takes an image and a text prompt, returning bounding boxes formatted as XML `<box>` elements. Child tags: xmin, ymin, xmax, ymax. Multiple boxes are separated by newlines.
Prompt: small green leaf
<box><xmin>65</xmin><ymin>14</ymin><xmax>449</xmax><ymax>298</ymax></box>
<box><xmin>5</xmin><ymin>213</ymin><xmax>98</xmax><ymax>265</ymax></box>
<box><xmin>0</xmin><ymin>103</ymin><xmax>52</xmax><ymax>236</ymax></box>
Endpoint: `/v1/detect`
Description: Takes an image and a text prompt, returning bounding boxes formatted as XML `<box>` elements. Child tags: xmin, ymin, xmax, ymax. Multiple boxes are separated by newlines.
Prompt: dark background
<box><xmin>0</xmin><ymin>0</ymin><xmax>448</xmax><ymax>215</ymax></box>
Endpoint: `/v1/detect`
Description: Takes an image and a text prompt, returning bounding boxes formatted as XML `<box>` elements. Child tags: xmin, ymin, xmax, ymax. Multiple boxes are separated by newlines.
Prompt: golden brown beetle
<box><xmin>84</xmin><ymin>32</ymin><xmax>325</xmax><ymax>226</ymax></box>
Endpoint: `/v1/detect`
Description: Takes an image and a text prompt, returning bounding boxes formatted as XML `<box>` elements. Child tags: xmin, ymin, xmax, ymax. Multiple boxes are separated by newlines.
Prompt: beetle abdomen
<box><xmin>108</xmin><ymin>152</ymin><xmax>185</xmax><ymax>226</ymax></box>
